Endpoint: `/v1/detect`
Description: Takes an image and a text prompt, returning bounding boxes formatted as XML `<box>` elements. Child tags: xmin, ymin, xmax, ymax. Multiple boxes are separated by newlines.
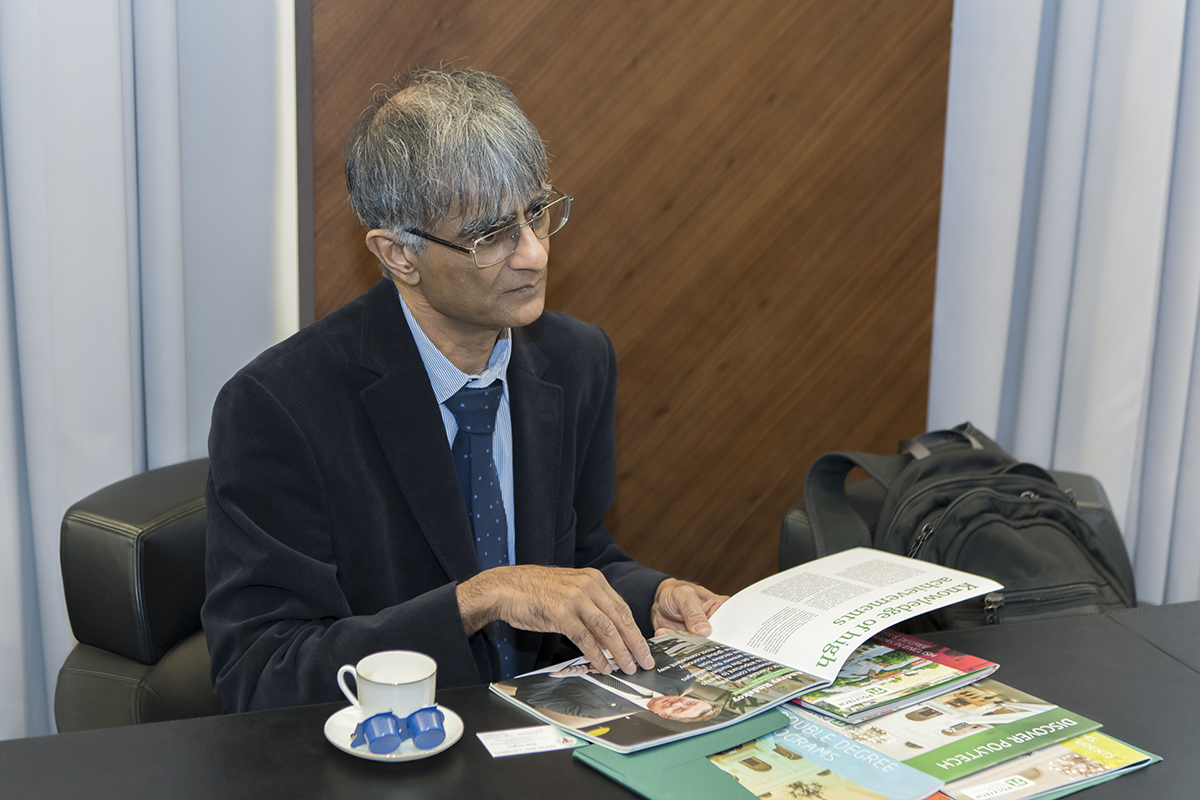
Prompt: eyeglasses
<box><xmin>406</xmin><ymin>188</ymin><xmax>572</xmax><ymax>268</ymax></box>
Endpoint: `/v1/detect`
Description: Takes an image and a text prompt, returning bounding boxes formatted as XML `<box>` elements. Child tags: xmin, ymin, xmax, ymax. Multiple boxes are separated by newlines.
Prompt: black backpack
<box><xmin>784</xmin><ymin>422</ymin><xmax>1137</xmax><ymax>629</ymax></box>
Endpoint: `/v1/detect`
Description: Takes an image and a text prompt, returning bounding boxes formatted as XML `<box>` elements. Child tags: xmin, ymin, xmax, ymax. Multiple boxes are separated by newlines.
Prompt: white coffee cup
<box><xmin>337</xmin><ymin>650</ymin><xmax>437</xmax><ymax>717</ymax></box>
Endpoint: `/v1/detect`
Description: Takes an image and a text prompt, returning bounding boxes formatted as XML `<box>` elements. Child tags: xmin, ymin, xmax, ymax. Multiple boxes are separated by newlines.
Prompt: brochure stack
<box><xmin>488</xmin><ymin>550</ymin><xmax>1159</xmax><ymax>798</ymax></box>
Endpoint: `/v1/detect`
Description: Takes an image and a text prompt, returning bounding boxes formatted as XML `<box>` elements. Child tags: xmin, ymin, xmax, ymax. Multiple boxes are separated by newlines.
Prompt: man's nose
<box><xmin>507</xmin><ymin>222</ymin><xmax>547</xmax><ymax>270</ymax></box>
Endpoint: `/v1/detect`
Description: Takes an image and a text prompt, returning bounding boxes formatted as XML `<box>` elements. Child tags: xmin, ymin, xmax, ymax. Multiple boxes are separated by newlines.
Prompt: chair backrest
<box><xmin>56</xmin><ymin>458</ymin><xmax>225</xmax><ymax>732</ymax></box>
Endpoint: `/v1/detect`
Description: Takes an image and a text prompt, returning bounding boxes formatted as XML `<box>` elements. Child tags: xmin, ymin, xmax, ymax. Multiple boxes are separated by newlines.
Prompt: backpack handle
<box><xmin>801</xmin><ymin>422</ymin><xmax>1001</xmax><ymax>558</ymax></box>
<box><xmin>803</xmin><ymin>450</ymin><xmax>910</xmax><ymax>557</ymax></box>
<box><xmin>899</xmin><ymin>427</ymin><xmax>984</xmax><ymax>460</ymax></box>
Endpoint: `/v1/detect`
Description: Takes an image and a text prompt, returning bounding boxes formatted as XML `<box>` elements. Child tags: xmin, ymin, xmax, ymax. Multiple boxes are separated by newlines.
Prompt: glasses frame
<box><xmin>406</xmin><ymin>188</ymin><xmax>572</xmax><ymax>268</ymax></box>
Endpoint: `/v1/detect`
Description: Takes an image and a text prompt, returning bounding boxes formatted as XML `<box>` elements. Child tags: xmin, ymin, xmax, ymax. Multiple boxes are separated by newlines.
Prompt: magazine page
<box><xmin>939</xmin><ymin>731</ymin><xmax>1159</xmax><ymax>800</ymax></box>
<box><xmin>707</xmin><ymin>548</ymin><xmax>1003</xmax><ymax>682</ymax></box>
<box><xmin>801</xmin><ymin>631</ymin><xmax>999</xmax><ymax>723</ymax></box>
<box><xmin>873</xmin><ymin>630</ymin><xmax>998</xmax><ymax>674</ymax></box>
<box><xmin>706</xmin><ymin>703</ymin><xmax>945</xmax><ymax>800</ymax></box>
<box><xmin>491</xmin><ymin>631</ymin><xmax>825</xmax><ymax>753</ymax></box>
<box><xmin>791</xmin><ymin>679</ymin><xmax>1101</xmax><ymax>783</ymax></box>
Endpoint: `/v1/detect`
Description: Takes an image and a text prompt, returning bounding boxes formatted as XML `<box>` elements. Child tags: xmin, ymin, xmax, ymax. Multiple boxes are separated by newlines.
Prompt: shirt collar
<box><xmin>397</xmin><ymin>292</ymin><xmax>511</xmax><ymax>403</ymax></box>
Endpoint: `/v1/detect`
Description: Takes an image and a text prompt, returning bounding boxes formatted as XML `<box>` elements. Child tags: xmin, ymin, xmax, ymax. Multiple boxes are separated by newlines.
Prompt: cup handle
<box><xmin>337</xmin><ymin>665</ymin><xmax>359</xmax><ymax>706</ymax></box>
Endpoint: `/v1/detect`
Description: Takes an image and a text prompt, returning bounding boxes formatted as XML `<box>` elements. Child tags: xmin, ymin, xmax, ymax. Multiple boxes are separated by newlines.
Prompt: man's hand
<box><xmin>548</xmin><ymin>663</ymin><xmax>593</xmax><ymax>678</ymax></box>
<box><xmin>651</xmin><ymin>578</ymin><xmax>728</xmax><ymax>637</ymax></box>
<box><xmin>457</xmin><ymin>565</ymin><xmax>654</xmax><ymax>675</ymax></box>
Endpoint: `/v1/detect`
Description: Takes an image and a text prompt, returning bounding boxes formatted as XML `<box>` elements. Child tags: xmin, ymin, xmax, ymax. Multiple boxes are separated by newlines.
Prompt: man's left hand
<box><xmin>651</xmin><ymin>578</ymin><xmax>728</xmax><ymax>637</ymax></box>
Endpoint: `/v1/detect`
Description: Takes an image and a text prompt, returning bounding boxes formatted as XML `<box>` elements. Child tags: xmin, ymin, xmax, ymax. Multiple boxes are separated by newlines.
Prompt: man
<box><xmin>201</xmin><ymin>66</ymin><xmax>726</xmax><ymax>712</ymax></box>
<box><xmin>512</xmin><ymin>662</ymin><xmax>723</xmax><ymax>724</ymax></box>
<box><xmin>512</xmin><ymin>670</ymin><xmax>643</xmax><ymax>722</ymax></box>
<box><xmin>615</xmin><ymin>637</ymin><xmax>699</xmax><ymax>696</ymax></box>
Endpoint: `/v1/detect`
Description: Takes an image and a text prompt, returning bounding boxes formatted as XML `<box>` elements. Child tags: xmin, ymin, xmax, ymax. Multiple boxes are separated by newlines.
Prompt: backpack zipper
<box><xmin>903</xmin><ymin>486</ymin><xmax>1080</xmax><ymax>562</ymax></box>
<box><xmin>983</xmin><ymin>593</ymin><xmax>1004</xmax><ymax>623</ymax></box>
<box><xmin>880</xmin><ymin>474</ymin><xmax>1067</xmax><ymax>554</ymax></box>
<box><xmin>906</xmin><ymin>521</ymin><xmax>937</xmax><ymax>559</ymax></box>
<box><xmin>908</xmin><ymin>489</ymin><xmax>1134</xmax><ymax>613</ymax></box>
<box><xmin>978</xmin><ymin>584</ymin><xmax>1102</xmax><ymax>624</ymax></box>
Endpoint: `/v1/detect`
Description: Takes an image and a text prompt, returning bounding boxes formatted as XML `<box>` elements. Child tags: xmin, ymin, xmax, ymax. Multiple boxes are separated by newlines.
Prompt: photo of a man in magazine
<box><xmin>493</xmin><ymin>631</ymin><xmax>817</xmax><ymax>749</ymax></box>
<box><xmin>506</xmin><ymin>642</ymin><xmax>732</xmax><ymax>726</ymax></box>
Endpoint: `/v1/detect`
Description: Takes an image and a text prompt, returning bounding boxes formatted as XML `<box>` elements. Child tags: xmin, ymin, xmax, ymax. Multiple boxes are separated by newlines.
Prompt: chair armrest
<box><xmin>60</xmin><ymin>459</ymin><xmax>209</xmax><ymax>664</ymax></box>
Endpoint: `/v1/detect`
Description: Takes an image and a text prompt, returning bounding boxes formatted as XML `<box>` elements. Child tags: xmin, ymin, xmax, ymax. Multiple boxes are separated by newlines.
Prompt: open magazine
<box><xmin>491</xmin><ymin>548</ymin><xmax>1002</xmax><ymax>753</ymax></box>
<box><xmin>799</xmin><ymin>630</ymin><xmax>999</xmax><ymax>723</ymax></box>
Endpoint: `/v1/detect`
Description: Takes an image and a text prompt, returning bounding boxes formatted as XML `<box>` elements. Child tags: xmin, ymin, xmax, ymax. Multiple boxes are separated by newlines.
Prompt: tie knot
<box><xmin>448</xmin><ymin>383</ymin><xmax>503</xmax><ymax>435</ymax></box>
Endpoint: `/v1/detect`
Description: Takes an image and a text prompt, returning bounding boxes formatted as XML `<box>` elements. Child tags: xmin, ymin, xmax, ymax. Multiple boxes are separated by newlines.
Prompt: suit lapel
<box><xmin>357</xmin><ymin>280</ymin><xmax>480</xmax><ymax>582</ymax></box>
<box><xmin>509</xmin><ymin>325</ymin><xmax>563</xmax><ymax>567</ymax></box>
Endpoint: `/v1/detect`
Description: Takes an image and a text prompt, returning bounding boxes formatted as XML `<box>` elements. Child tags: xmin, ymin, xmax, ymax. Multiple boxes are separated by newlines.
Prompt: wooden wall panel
<box><xmin>309</xmin><ymin>0</ymin><xmax>951</xmax><ymax>594</ymax></box>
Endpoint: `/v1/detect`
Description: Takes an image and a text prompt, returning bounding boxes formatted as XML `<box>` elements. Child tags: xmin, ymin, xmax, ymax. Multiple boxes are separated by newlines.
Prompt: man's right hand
<box><xmin>456</xmin><ymin>565</ymin><xmax>654</xmax><ymax>675</ymax></box>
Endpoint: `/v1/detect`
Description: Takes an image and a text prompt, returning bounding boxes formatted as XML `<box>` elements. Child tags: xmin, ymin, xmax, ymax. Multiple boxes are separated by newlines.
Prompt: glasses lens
<box><xmin>471</xmin><ymin>190</ymin><xmax>571</xmax><ymax>267</ymax></box>
<box><xmin>473</xmin><ymin>226</ymin><xmax>521</xmax><ymax>268</ymax></box>
<box><xmin>532</xmin><ymin>193</ymin><xmax>570</xmax><ymax>240</ymax></box>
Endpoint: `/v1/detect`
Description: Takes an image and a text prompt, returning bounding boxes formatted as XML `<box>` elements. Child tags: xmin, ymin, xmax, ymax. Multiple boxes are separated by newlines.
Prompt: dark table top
<box><xmin>924</xmin><ymin>602</ymin><xmax>1200</xmax><ymax>799</ymax></box>
<box><xmin>0</xmin><ymin>684</ymin><xmax>628</xmax><ymax>800</ymax></box>
<box><xmin>3</xmin><ymin>602</ymin><xmax>1197</xmax><ymax>799</ymax></box>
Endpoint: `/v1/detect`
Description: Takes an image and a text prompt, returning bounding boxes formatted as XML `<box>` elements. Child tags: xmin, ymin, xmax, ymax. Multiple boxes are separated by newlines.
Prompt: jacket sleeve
<box><xmin>201</xmin><ymin>373</ymin><xmax>486</xmax><ymax>713</ymax></box>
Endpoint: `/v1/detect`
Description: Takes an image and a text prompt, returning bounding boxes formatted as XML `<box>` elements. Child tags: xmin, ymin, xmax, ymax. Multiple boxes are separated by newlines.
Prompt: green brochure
<box><xmin>573</xmin><ymin>710</ymin><xmax>787</xmax><ymax>800</ymax></box>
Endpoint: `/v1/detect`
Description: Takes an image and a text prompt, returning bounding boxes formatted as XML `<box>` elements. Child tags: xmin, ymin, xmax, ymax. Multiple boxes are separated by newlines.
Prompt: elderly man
<box><xmin>201</xmin><ymin>66</ymin><xmax>725</xmax><ymax>712</ymax></box>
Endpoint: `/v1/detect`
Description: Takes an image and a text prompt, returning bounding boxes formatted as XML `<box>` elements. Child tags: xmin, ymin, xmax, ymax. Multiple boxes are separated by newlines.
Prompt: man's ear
<box><xmin>365</xmin><ymin>230</ymin><xmax>420</xmax><ymax>285</ymax></box>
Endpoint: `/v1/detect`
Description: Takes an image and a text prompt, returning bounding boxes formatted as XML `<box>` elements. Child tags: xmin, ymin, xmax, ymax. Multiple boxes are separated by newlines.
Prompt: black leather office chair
<box><xmin>55</xmin><ymin>458</ymin><xmax>225</xmax><ymax>732</ymax></box>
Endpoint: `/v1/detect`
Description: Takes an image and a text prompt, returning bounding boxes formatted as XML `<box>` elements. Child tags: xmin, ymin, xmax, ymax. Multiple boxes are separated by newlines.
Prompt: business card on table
<box><xmin>476</xmin><ymin>725</ymin><xmax>585</xmax><ymax>758</ymax></box>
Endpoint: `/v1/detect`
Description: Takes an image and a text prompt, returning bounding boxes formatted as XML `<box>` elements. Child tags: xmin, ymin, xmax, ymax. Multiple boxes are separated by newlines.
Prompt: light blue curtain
<box><xmin>0</xmin><ymin>0</ymin><xmax>295</xmax><ymax>739</ymax></box>
<box><xmin>931</xmin><ymin>0</ymin><xmax>1200</xmax><ymax>604</ymax></box>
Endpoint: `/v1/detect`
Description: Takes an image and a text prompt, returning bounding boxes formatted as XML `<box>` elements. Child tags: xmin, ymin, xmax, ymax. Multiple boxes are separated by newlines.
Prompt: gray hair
<box><xmin>345</xmin><ymin>66</ymin><xmax>550</xmax><ymax>256</ymax></box>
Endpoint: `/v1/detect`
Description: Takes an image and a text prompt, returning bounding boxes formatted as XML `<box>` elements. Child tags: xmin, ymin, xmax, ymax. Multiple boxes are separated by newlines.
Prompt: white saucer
<box><xmin>324</xmin><ymin>704</ymin><xmax>463</xmax><ymax>762</ymax></box>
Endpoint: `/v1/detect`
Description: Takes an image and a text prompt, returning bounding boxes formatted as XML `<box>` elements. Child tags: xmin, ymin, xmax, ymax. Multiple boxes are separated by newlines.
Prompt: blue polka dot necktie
<box><xmin>448</xmin><ymin>383</ymin><xmax>518</xmax><ymax>677</ymax></box>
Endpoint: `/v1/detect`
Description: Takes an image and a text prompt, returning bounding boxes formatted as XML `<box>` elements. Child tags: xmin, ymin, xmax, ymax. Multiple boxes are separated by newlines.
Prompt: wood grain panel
<box><xmin>309</xmin><ymin>0</ymin><xmax>951</xmax><ymax>594</ymax></box>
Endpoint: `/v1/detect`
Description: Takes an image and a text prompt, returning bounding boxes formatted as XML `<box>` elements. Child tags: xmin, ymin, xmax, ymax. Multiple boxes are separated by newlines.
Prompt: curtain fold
<box><xmin>133</xmin><ymin>0</ymin><xmax>190</xmax><ymax>471</ymax></box>
<box><xmin>0</xmin><ymin>65</ymin><xmax>42</xmax><ymax>739</ymax></box>
<box><xmin>0</xmin><ymin>1</ymin><xmax>143</xmax><ymax>740</ymax></box>
<box><xmin>0</xmin><ymin>0</ymin><xmax>295</xmax><ymax>738</ymax></box>
<box><xmin>1143</xmin><ymin>0</ymin><xmax>1200</xmax><ymax>603</ymax></box>
<box><xmin>931</xmin><ymin>0</ymin><xmax>1199</xmax><ymax>604</ymax></box>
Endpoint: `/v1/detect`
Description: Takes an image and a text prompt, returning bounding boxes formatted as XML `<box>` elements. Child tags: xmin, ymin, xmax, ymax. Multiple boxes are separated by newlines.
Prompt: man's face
<box><xmin>647</xmin><ymin>695</ymin><xmax>713</xmax><ymax>721</ymax></box>
<box><xmin>403</xmin><ymin>203</ymin><xmax>549</xmax><ymax>339</ymax></box>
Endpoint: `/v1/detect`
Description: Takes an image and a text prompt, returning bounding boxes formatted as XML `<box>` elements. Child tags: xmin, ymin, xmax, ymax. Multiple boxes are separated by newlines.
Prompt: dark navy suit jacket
<box><xmin>201</xmin><ymin>278</ymin><xmax>668</xmax><ymax>712</ymax></box>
